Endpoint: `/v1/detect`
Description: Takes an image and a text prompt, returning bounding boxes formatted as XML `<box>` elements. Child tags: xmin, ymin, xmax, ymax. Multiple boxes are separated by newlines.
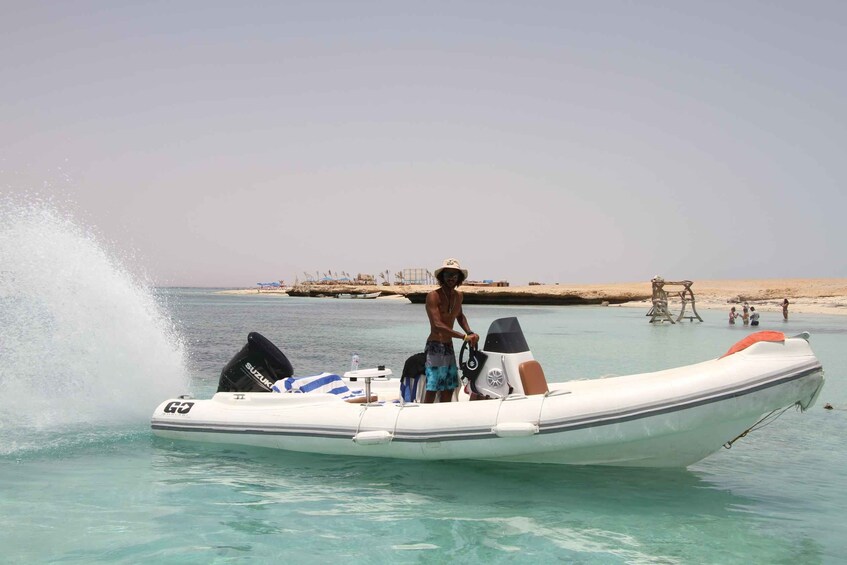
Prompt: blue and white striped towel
<box><xmin>272</xmin><ymin>372</ymin><xmax>365</xmax><ymax>400</ymax></box>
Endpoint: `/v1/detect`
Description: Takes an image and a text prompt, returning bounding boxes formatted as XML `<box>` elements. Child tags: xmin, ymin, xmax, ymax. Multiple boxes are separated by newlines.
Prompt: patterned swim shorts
<box><xmin>424</xmin><ymin>340</ymin><xmax>459</xmax><ymax>391</ymax></box>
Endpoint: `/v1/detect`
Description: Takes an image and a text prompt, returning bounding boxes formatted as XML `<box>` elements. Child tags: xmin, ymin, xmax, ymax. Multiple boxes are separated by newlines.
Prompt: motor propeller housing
<box><xmin>217</xmin><ymin>332</ymin><xmax>294</xmax><ymax>392</ymax></box>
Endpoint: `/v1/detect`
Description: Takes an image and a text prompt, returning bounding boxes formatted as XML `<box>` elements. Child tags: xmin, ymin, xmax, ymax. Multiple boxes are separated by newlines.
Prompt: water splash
<box><xmin>0</xmin><ymin>193</ymin><xmax>189</xmax><ymax>454</ymax></box>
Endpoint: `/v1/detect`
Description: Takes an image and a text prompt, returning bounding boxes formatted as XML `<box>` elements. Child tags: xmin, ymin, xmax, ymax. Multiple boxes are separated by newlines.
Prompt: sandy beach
<box><xmin>219</xmin><ymin>278</ymin><xmax>847</xmax><ymax>316</ymax></box>
<box><xmin>612</xmin><ymin>278</ymin><xmax>847</xmax><ymax>316</ymax></box>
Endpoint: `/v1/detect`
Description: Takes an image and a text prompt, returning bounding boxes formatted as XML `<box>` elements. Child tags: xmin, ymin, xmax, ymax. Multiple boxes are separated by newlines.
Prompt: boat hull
<box><xmin>152</xmin><ymin>337</ymin><xmax>824</xmax><ymax>467</ymax></box>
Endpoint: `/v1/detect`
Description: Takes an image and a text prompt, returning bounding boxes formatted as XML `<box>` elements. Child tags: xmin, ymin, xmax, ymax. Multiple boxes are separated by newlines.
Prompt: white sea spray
<box><xmin>0</xmin><ymin>193</ymin><xmax>189</xmax><ymax>452</ymax></box>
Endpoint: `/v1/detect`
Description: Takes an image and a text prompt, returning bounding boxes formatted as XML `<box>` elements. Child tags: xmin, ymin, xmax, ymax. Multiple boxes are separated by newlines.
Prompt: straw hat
<box><xmin>434</xmin><ymin>258</ymin><xmax>468</xmax><ymax>281</ymax></box>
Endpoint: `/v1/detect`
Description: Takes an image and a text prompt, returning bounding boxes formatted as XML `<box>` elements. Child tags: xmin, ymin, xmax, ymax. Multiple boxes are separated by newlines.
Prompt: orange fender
<box><xmin>720</xmin><ymin>331</ymin><xmax>786</xmax><ymax>358</ymax></box>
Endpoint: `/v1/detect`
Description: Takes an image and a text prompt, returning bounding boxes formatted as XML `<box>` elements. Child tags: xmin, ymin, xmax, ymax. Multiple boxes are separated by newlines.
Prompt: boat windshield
<box><xmin>482</xmin><ymin>317</ymin><xmax>530</xmax><ymax>354</ymax></box>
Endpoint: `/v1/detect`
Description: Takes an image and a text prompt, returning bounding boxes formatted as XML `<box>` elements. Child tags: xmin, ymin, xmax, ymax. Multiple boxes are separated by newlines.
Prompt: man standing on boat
<box><xmin>423</xmin><ymin>258</ymin><xmax>479</xmax><ymax>403</ymax></box>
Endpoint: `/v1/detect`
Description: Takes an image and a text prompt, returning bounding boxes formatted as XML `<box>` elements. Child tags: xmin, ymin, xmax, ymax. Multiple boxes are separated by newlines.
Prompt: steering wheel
<box><xmin>458</xmin><ymin>340</ymin><xmax>481</xmax><ymax>373</ymax></box>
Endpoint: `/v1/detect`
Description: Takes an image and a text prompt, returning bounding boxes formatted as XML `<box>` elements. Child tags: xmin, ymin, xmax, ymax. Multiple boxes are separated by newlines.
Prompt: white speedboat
<box><xmin>151</xmin><ymin>318</ymin><xmax>825</xmax><ymax>467</ymax></box>
<box><xmin>336</xmin><ymin>292</ymin><xmax>381</xmax><ymax>299</ymax></box>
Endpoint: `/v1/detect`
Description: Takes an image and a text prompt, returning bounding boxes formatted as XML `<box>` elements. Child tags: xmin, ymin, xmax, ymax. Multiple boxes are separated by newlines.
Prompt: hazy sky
<box><xmin>2</xmin><ymin>1</ymin><xmax>845</xmax><ymax>287</ymax></box>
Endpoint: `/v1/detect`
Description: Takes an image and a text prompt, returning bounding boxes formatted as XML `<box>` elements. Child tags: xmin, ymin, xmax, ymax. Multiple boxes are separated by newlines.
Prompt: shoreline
<box><xmin>216</xmin><ymin>278</ymin><xmax>847</xmax><ymax>316</ymax></box>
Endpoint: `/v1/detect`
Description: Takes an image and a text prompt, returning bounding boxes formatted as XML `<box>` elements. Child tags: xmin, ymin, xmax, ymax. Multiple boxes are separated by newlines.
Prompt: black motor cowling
<box><xmin>217</xmin><ymin>332</ymin><xmax>294</xmax><ymax>392</ymax></box>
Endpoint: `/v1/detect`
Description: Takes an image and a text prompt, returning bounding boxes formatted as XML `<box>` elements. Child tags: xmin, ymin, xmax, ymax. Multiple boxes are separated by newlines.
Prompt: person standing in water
<box><xmin>423</xmin><ymin>258</ymin><xmax>478</xmax><ymax>403</ymax></box>
<box><xmin>729</xmin><ymin>306</ymin><xmax>739</xmax><ymax>324</ymax></box>
<box><xmin>750</xmin><ymin>306</ymin><xmax>760</xmax><ymax>326</ymax></box>
<box><xmin>783</xmin><ymin>298</ymin><xmax>790</xmax><ymax>321</ymax></box>
<box><xmin>742</xmin><ymin>302</ymin><xmax>750</xmax><ymax>326</ymax></box>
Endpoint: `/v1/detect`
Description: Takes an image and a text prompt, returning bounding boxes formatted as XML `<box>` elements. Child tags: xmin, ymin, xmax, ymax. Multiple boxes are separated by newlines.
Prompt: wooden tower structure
<box><xmin>647</xmin><ymin>276</ymin><xmax>703</xmax><ymax>324</ymax></box>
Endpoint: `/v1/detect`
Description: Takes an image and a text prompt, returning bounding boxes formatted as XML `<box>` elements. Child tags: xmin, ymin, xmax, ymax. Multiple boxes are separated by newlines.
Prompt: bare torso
<box><xmin>426</xmin><ymin>286</ymin><xmax>466</xmax><ymax>343</ymax></box>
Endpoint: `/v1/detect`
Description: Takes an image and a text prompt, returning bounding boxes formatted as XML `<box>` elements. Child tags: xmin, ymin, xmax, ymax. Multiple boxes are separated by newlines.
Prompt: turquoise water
<box><xmin>1</xmin><ymin>200</ymin><xmax>846</xmax><ymax>563</ymax></box>
<box><xmin>2</xmin><ymin>291</ymin><xmax>846</xmax><ymax>563</ymax></box>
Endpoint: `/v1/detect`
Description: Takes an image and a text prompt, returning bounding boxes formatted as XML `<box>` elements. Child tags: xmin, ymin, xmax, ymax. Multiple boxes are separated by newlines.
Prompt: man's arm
<box><xmin>456</xmin><ymin>305</ymin><xmax>479</xmax><ymax>346</ymax></box>
<box><xmin>456</xmin><ymin>310</ymin><xmax>471</xmax><ymax>334</ymax></box>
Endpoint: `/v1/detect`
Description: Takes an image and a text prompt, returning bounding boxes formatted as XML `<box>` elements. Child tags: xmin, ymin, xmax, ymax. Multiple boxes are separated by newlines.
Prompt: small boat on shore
<box><xmin>151</xmin><ymin>318</ymin><xmax>825</xmax><ymax>467</ymax></box>
<box><xmin>336</xmin><ymin>291</ymin><xmax>381</xmax><ymax>299</ymax></box>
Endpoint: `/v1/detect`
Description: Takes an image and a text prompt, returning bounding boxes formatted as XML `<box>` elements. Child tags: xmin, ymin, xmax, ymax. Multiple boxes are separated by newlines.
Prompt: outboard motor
<box><xmin>217</xmin><ymin>332</ymin><xmax>294</xmax><ymax>392</ymax></box>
